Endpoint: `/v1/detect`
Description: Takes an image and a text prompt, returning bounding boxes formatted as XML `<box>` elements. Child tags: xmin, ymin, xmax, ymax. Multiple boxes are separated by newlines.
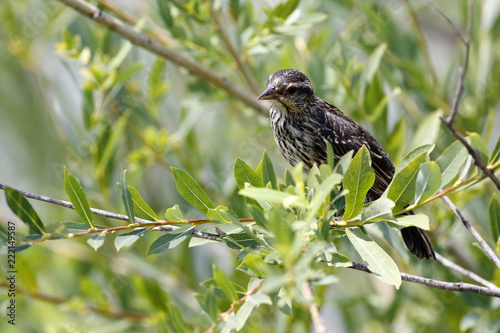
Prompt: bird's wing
<box><xmin>315</xmin><ymin>101</ymin><xmax>395</xmax><ymax>199</ymax></box>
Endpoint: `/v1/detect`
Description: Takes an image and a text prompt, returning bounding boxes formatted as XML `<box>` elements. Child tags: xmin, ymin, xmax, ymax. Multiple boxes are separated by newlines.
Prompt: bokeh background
<box><xmin>1</xmin><ymin>0</ymin><xmax>500</xmax><ymax>332</ymax></box>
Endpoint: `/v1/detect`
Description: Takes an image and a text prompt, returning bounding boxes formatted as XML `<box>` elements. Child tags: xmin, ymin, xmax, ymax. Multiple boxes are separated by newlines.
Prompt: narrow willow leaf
<box><xmin>395</xmin><ymin>144</ymin><xmax>434</xmax><ymax>173</ymax></box>
<box><xmin>235</xmin><ymin>294</ymin><xmax>272</xmax><ymax>330</ymax></box>
<box><xmin>309</xmin><ymin>173</ymin><xmax>343</xmax><ymax>217</ymax></box>
<box><xmin>386</xmin><ymin>151</ymin><xmax>427</xmax><ymax>211</ymax></box>
<box><xmin>343</xmin><ymin>146</ymin><xmax>375</xmax><ymax>220</ymax></box>
<box><xmin>157</xmin><ymin>0</ymin><xmax>174</xmax><ymax>28</ymax></box>
<box><xmin>114</xmin><ymin>62</ymin><xmax>144</xmax><ymax>84</ymax></box>
<box><xmin>490</xmin><ymin>134</ymin><xmax>500</xmax><ymax>164</ymax></box>
<box><xmin>213</xmin><ymin>266</ymin><xmax>239</xmax><ymax>302</ymax></box>
<box><xmin>147</xmin><ymin>225</ymin><xmax>194</xmax><ymax>255</ymax></box>
<box><xmin>234</xmin><ymin>158</ymin><xmax>264</xmax><ymax>189</ymax></box>
<box><xmin>360</xmin><ymin>197</ymin><xmax>395</xmax><ymax>222</ymax></box>
<box><xmin>171</xmin><ymin>168</ymin><xmax>215</xmax><ymax>215</ymax></box>
<box><xmin>128</xmin><ymin>185</ymin><xmax>158</xmax><ymax>220</ymax></box>
<box><xmin>346</xmin><ymin>228</ymin><xmax>401</xmax><ymax>288</ymax></box>
<box><xmin>409</xmin><ymin>112</ymin><xmax>441</xmax><ymax>150</ymax></box>
<box><xmin>119</xmin><ymin>170</ymin><xmax>135</xmax><ymax>223</ymax></box>
<box><xmin>114</xmin><ymin>228</ymin><xmax>147</xmax><ymax>251</ymax></box>
<box><xmin>165</xmin><ymin>204</ymin><xmax>184</xmax><ymax>222</ymax></box>
<box><xmin>64</xmin><ymin>168</ymin><xmax>94</xmax><ymax>228</ymax></box>
<box><xmin>389</xmin><ymin>214</ymin><xmax>430</xmax><ymax>230</ymax></box>
<box><xmin>436</xmin><ymin>140</ymin><xmax>469</xmax><ymax>187</ymax></box>
<box><xmin>207</xmin><ymin>205</ymin><xmax>232</xmax><ymax>224</ymax></box>
<box><xmin>415</xmin><ymin>162</ymin><xmax>441</xmax><ymax>204</ymax></box>
<box><xmin>169</xmin><ymin>304</ymin><xmax>194</xmax><ymax>333</ymax></box>
<box><xmin>467</xmin><ymin>132</ymin><xmax>489</xmax><ymax>164</ymax></box>
<box><xmin>97</xmin><ymin>115</ymin><xmax>127</xmax><ymax>175</ymax></box>
<box><xmin>489</xmin><ymin>196</ymin><xmax>500</xmax><ymax>244</ymax></box>
<box><xmin>258</xmin><ymin>151</ymin><xmax>277</xmax><ymax>189</ymax></box>
<box><xmin>87</xmin><ymin>233</ymin><xmax>105</xmax><ymax>251</ymax></box>
<box><xmin>248</xmin><ymin>205</ymin><xmax>267</xmax><ymax>228</ymax></box>
<box><xmin>239</xmin><ymin>187</ymin><xmax>307</xmax><ymax>208</ymax></box>
<box><xmin>333</xmin><ymin>150</ymin><xmax>354</xmax><ymax>175</ymax></box>
<box><xmin>5</xmin><ymin>188</ymin><xmax>45</xmax><ymax>234</ymax></box>
<box><xmin>326</xmin><ymin>140</ymin><xmax>335</xmax><ymax>168</ymax></box>
<box><xmin>359</xmin><ymin>43</ymin><xmax>387</xmax><ymax>101</ymax></box>
<box><xmin>276</xmin><ymin>287</ymin><xmax>293</xmax><ymax>316</ymax></box>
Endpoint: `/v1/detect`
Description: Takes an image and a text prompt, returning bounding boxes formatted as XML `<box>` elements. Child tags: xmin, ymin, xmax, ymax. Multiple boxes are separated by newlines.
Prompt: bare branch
<box><xmin>425</xmin><ymin>0</ymin><xmax>467</xmax><ymax>44</ymax></box>
<box><xmin>441</xmin><ymin>195</ymin><xmax>500</xmax><ymax>270</ymax></box>
<box><xmin>55</xmin><ymin>0</ymin><xmax>268</xmax><ymax>115</ymax></box>
<box><xmin>436</xmin><ymin>253</ymin><xmax>498</xmax><ymax>289</ymax></box>
<box><xmin>301</xmin><ymin>281</ymin><xmax>326</xmax><ymax>333</ymax></box>
<box><xmin>349</xmin><ymin>262</ymin><xmax>500</xmax><ymax>297</ymax></box>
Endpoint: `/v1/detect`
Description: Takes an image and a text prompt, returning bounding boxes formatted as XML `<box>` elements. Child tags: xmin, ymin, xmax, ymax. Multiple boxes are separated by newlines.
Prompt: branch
<box><xmin>0</xmin><ymin>183</ymin><xmax>220</xmax><ymax>241</ymax></box>
<box><xmin>0</xmin><ymin>279</ymin><xmax>149</xmax><ymax>321</ymax></box>
<box><xmin>431</xmin><ymin>0</ymin><xmax>500</xmax><ymax>189</ymax></box>
<box><xmin>349</xmin><ymin>262</ymin><xmax>500</xmax><ymax>297</ymax></box>
<box><xmin>210</xmin><ymin>6</ymin><xmax>261</xmax><ymax>95</ymax></box>
<box><xmin>436</xmin><ymin>253</ymin><xmax>498</xmax><ymax>289</ymax></box>
<box><xmin>301</xmin><ymin>281</ymin><xmax>326</xmax><ymax>333</ymax></box>
<box><xmin>441</xmin><ymin>195</ymin><xmax>500</xmax><ymax>270</ymax></box>
<box><xmin>55</xmin><ymin>0</ymin><xmax>268</xmax><ymax>116</ymax></box>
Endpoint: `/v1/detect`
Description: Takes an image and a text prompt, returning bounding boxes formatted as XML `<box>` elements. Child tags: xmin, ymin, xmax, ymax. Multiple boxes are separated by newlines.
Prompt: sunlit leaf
<box><xmin>415</xmin><ymin>162</ymin><xmax>441</xmax><ymax>204</ymax></box>
<box><xmin>388</xmin><ymin>214</ymin><xmax>430</xmax><ymax>230</ymax></box>
<box><xmin>489</xmin><ymin>195</ymin><xmax>500</xmax><ymax>244</ymax></box>
<box><xmin>5</xmin><ymin>187</ymin><xmax>45</xmax><ymax>234</ymax></box>
<box><xmin>147</xmin><ymin>226</ymin><xmax>194</xmax><ymax>255</ymax></box>
<box><xmin>165</xmin><ymin>204</ymin><xmax>185</xmax><ymax>222</ymax></box>
<box><xmin>87</xmin><ymin>233</ymin><xmax>105</xmax><ymax>251</ymax></box>
<box><xmin>346</xmin><ymin>228</ymin><xmax>401</xmax><ymax>288</ymax></box>
<box><xmin>64</xmin><ymin>167</ymin><xmax>94</xmax><ymax>228</ymax></box>
<box><xmin>258</xmin><ymin>151</ymin><xmax>277</xmax><ymax>189</ymax></box>
<box><xmin>114</xmin><ymin>228</ymin><xmax>147</xmax><ymax>251</ymax></box>
<box><xmin>436</xmin><ymin>140</ymin><xmax>469</xmax><ymax>187</ymax></box>
<box><xmin>128</xmin><ymin>185</ymin><xmax>158</xmax><ymax>221</ymax></box>
<box><xmin>119</xmin><ymin>170</ymin><xmax>135</xmax><ymax>223</ymax></box>
<box><xmin>172</xmin><ymin>168</ymin><xmax>215</xmax><ymax>215</ymax></box>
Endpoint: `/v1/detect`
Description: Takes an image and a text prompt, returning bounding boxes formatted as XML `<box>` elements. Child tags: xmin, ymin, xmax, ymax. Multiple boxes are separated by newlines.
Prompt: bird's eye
<box><xmin>287</xmin><ymin>86</ymin><xmax>298</xmax><ymax>94</ymax></box>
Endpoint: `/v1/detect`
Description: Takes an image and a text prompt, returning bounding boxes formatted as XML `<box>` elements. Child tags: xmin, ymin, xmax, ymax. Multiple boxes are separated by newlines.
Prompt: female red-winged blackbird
<box><xmin>258</xmin><ymin>68</ymin><xmax>435</xmax><ymax>260</ymax></box>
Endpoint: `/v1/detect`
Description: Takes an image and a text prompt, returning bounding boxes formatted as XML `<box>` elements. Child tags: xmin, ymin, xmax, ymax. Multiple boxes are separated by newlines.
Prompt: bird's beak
<box><xmin>257</xmin><ymin>86</ymin><xmax>281</xmax><ymax>101</ymax></box>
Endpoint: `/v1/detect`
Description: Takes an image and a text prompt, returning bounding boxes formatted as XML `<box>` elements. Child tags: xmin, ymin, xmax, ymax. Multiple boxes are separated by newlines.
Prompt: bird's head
<box><xmin>257</xmin><ymin>69</ymin><xmax>315</xmax><ymax>112</ymax></box>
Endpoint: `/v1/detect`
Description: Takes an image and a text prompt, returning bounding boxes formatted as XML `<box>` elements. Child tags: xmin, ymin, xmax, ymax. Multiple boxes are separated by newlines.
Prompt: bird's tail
<box><xmin>401</xmin><ymin>226</ymin><xmax>436</xmax><ymax>260</ymax></box>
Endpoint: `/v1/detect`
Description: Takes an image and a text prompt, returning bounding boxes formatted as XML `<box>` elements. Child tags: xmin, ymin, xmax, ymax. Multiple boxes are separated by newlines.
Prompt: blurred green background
<box><xmin>1</xmin><ymin>0</ymin><xmax>500</xmax><ymax>332</ymax></box>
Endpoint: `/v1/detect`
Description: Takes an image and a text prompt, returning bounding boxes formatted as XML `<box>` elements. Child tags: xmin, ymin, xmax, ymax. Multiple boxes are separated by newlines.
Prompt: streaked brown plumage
<box><xmin>258</xmin><ymin>69</ymin><xmax>435</xmax><ymax>260</ymax></box>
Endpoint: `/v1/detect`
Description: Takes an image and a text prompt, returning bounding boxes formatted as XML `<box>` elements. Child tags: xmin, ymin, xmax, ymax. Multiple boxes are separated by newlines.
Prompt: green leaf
<box><xmin>171</xmin><ymin>168</ymin><xmax>215</xmax><ymax>215</ymax></box>
<box><xmin>436</xmin><ymin>140</ymin><xmax>469</xmax><ymax>187</ymax></box>
<box><xmin>158</xmin><ymin>1</ymin><xmax>174</xmax><ymax>28</ymax></box>
<box><xmin>234</xmin><ymin>158</ymin><xmax>264</xmax><ymax>189</ymax></box>
<box><xmin>97</xmin><ymin>115</ymin><xmax>128</xmax><ymax>176</ymax></box>
<box><xmin>414</xmin><ymin>162</ymin><xmax>441</xmax><ymax>204</ymax></box>
<box><xmin>235</xmin><ymin>294</ymin><xmax>272</xmax><ymax>330</ymax></box>
<box><xmin>147</xmin><ymin>226</ymin><xmax>194</xmax><ymax>255</ymax></box>
<box><xmin>258</xmin><ymin>151</ymin><xmax>277</xmax><ymax>189</ymax></box>
<box><xmin>345</xmin><ymin>228</ymin><xmax>401</xmax><ymax>288</ymax></box>
<box><xmin>87</xmin><ymin>233</ymin><xmax>105</xmax><ymax>251</ymax></box>
<box><xmin>359</xmin><ymin>43</ymin><xmax>387</xmax><ymax>101</ymax></box>
<box><xmin>333</xmin><ymin>150</ymin><xmax>354</xmax><ymax>175</ymax></box>
<box><xmin>64</xmin><ymin>167</ymin><xmax>94</xmax><ymax>228</ymax></box>
<box><xmin>168</xmin><ymin>304</ymin><xmax>193</xmax><ymax>333</ymax></box>
<box><xmin>207</xmin><ymin>205</ymin><xmax>233</xmax><ymax>224</ymax></box>
<box><xmin>409</xmin><ymin>112</ymin><xmax>441</xmax><ymax>150</ymax></box>
<box><xmin>490</xmin><ymin>134</ymin><xmax>500</xmax><ymax>164</ymax></box>
<box><xmin>213</xmin><ymin>266</ymin><xmax>239</xmax><ymax>302</ymax></box>
<box><xmin>114</xmin><ymin>62</ymin><xmax>144</xmax><ymax>84</ymax></box>
<box><xmin>467</xmin><ymin>132</ymin><xmax>489</xmax><ymax>164</ymax></box>
<box><xmin>4</xmin><ymin>188</ymin><xmax>45</xmax><ymax>234</ymax></box>
<box><xmin>389</xmin><ymin>214</ymin><xmax>430</xmax><ymax>230</ymax></box>
<box><xmin>489</xmin><ymin>195</ymin><xmax>500</xmax><ymax>244</ymax></box>
<box><xmin>386</xmin><ymin>149</ymin><xmax>428</xmax><ymax>212</ymax></box>
<box><xmin>276</xmin><ymin>287</ymin><xmax>292</xmax><ymax>316</ymax></box>
<box><xmin>248</xmin><ymin>205</ymin><xmax>268</xmax><ymax>228</ymax></box>
<box><xmin>323</xmin><ymin>247</ymin><xmax>352</xmax><ymax>268</ymax></box>
<box><xmin>128</xmin><ymin>185</ymin><xmax>158</xmax><ymax>220</ymax></box>
<box><xmin>395</xmin><ymin>144</ymin><xmax>434</xmax><ymax>173</ymax></box>
<box><xmin>360</xmin><ymin>197</ymin><xmax>395</xmax><ymax>222</ymax></box>
<box><xmin>114</xmin><ymin>228</ymin><xmax>147</xmax><ymax>251</ymax></box>
<box><xmin>309</xmin><ymin>173</ymin><xmax>343</xmax><ymax>217</ymax></box>
<box><xmin>109</xmin><ymin>40</ymin><xmax>133</xmax><ymax>70</ymax></box>
<box><xmin>239</xmin><ymin>187</ymin><xmax>307</xmax><ymax>208</ymax></box>
<box><xmin>165</xmin><ymin>204</ymin><xmax>185</xmax><ymax>222</ymax></box>
<box><xmin>119</xmin><ymin>170</ymin><xmax>135</xmax><ymax>223</ymax></box>
<box><xmin>343</xmin><ymin>146</ymin><xmax>375</xmax><ymax>220</ymax></box>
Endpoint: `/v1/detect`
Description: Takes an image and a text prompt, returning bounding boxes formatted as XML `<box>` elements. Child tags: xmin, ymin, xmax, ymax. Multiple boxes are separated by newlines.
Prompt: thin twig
<box><xmin>424</xmin><ymin>0</ymin><xmax>467</xmax><ymax>44</ymax></box>
<box><xmin>436</xmin><ymin>253</ymin><xmax>498</xmax><ymax>289</ymax></box>
<box><xmin>55</xmin><ymin>0</ymin><xmax>268</xmax><ymax>115</ymax></box>
<box><xmin>210</xmin><ymin>6</ymin><xmax>261</xmax><ymax>95</ymax></box>
<box><xmin>441</xmin><ymin>195</ymin><xmax>500</xmax><ymax>270</ymax></box>
<box><xmin>0</xmin><ymin>183</ymin><xmax>220</xmax><ymax>241</ymax></box>
<box><xmin>301</xmin><ymin>281</ymin><xmax>326</xmax><ymax>333</ymax></box>
<box><xmin>0</xmin><ymin>279</ymin><xmax>149</xmax><ymax>321</ymax></box>
<box><xmin>429</xmin><ymin>0</ymin><xmax>500</xmax><ymax>190</ymax></box>
<box><xmin>349</xmin><ymin>262</ymin><xmax>500</xmax><ymax>297</ymax></box>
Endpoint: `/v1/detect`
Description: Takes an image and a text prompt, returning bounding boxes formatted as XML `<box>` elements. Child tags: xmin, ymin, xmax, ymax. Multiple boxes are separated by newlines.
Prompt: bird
<box><xmin>257</xmin><ymin>68</ymin><xmax>435</xmax><ymax>260</ymax></box>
